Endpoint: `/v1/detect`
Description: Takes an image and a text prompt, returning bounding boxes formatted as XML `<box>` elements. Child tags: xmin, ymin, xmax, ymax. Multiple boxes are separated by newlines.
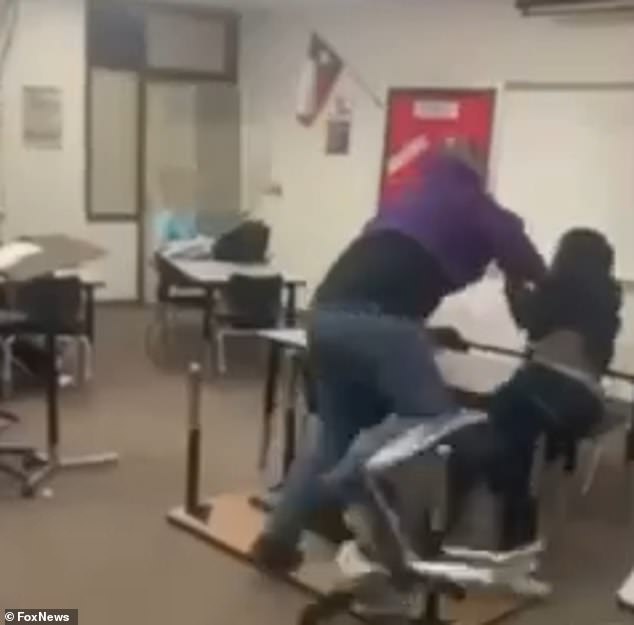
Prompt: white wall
<box><xmin>1</xmin><ymin>0</ymin><xmax>137</xmax><ymax>300</ymax></box>
<box><xmin>240</xmin><ymin>0</ymin><xmax>634</xmax><ymax>368</ymax></box>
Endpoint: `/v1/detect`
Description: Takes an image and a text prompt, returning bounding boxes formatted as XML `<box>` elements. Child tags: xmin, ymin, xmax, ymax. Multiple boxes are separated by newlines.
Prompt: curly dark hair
<box><xmin>551</xmin><ymin>228</ymin><xmax>614</xmax><ymax>282</ymax></box>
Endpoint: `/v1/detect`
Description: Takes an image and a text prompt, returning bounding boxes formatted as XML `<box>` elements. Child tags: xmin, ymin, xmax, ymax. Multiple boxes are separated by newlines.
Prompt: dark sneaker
<box><xmin>307</xmin><ymin>505</ymin><xmax>354</xmax><ymax>544</ymax></box>
<box><xmin>250</xmin><ymin>534</ymin><xmax>303</xmax><ymax>574</ymax></box>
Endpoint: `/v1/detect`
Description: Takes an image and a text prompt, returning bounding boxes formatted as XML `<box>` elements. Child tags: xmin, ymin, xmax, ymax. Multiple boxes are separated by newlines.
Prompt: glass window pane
<box><xmin>89</xmin><ymin>5</ymin><xmax>145</xmax><ymax>70</ymax></box>
<box><xmin>89</xmin><ymin>69</ymin><xmax>139</xmax><ymax>218</ymax></box>
<box><xmin>146</xmin><ymin>13</ymin><xmax>228</xmax><ymax>74</ymax></box>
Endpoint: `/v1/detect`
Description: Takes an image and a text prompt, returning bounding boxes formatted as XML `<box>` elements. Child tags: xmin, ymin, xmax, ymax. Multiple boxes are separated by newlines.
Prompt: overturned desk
<box><xmin>167</xmin><ymin>328</ymin><xmax>634</xmax><ymax>623</ymax></box>
<box><xmin>167</xmin><ymin>360</ymin><xmax>531</xmax><ymax>625</ymax></box>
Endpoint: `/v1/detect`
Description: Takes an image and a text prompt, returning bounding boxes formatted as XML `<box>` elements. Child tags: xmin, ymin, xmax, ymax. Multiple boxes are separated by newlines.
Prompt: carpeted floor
<box><xmin>0</xmin><ymin>307</ymin><xmax>632</xmax><ymax>625</ymax></box>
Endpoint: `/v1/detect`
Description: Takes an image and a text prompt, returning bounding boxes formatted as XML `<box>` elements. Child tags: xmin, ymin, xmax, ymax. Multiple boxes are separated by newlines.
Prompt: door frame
<box><xmin>84</xmin><ymin>1</ymin><xmax>239</xmax><ymax>302</ymax></box>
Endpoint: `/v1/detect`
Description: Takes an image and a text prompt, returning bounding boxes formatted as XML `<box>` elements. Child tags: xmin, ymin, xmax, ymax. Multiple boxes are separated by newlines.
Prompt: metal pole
<box><xmin>259</xmin><ymin>343</ymin><xmax>280</xmax><ymax>471</ymax></box>
<box><xmin>432</xmin><ymin>444</ymin><xmax>453</xmax><ymax>535</ymax></box>
<box><xmin>185</xmin><ymin>362</ymin><xmax>202</xmax><ymax>516</ymax></box>
<box><xmin>46</xmin><ymin>331</ymin><xmax>59</xmax><ymax>459</ymax></box>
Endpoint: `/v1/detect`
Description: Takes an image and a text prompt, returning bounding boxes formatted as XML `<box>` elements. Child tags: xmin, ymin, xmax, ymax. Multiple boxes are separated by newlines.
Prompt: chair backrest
<box><xmin>364</xmin><ymin>413</ymin><xmax>489</xmax><ymax>564</ymax></box>
<box><xmin>223</xmin><ymin>274</ymin><xmax>283</xmax><ymax>328</ymax></box>
<box><xmin>15</xmin><ymin>275</ymin><xmax>82</xmax><ymax>332</ymax></box>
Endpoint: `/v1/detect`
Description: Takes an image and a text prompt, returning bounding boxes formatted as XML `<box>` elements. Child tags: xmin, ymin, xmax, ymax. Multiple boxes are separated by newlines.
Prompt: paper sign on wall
<box><xmin>413</xmin><ymin>100</ymin><xmax>460</xmax><ymax>120</ymax></box>
<box><xmin>23</xmin><ymin>86</ymin><xmax>63</xmax><ymax>150</ymax></box>
<box><xmin>325</xmin><ymin>96</ymin><xmax>352</xmax><ymax>156</ymax></box>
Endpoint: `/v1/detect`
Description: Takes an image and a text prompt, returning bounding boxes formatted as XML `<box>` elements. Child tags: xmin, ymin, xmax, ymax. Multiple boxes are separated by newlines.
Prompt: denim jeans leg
<box><xmin>264</xmin><ymin>376</ymin><xmax>378</xmax><ymax>546</ymax></box>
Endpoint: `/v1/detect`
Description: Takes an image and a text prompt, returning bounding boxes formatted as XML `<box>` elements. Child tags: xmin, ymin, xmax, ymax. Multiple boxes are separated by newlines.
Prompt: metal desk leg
<box><xmin>47</xmin><ymin>331</ymin><xmax>59</xmax><ymax>455</ymax></box>
<box><xmin>259</xmin><ymin>342</ymin><xmax>281</xmax><ymax>470</ymax></box>
<box><xmin>625</xmin><ymin>387</ymin><xmax>634</xmax><ymax>520</ymax></box>
<box><xmin>626</xmin><ymin>388</ymin><xmax>634</xmax><ymax>464</ymax></box>
<box><xmin>201</xmin><ymin>287</ymin><xmax>215</xmax><ymax>371</ymax></box>
<box><xmin>24</xmin><ymin>330</ymin><xmax>118</xmax><ymax>497</ymax></box>
<box><xmin>202</xmin><ymin>289</ymin><xmax>211</xmax><ymax>342</ymax></box>
<box><xmin>84</xmin><ymin>284</ymin><xmax>96</xmax><ymax>344</ymax></box>
<box><xmin>285</xmin><ymin>284</ymin><xmax>298</xmax><ymax>327</ymax></box>
<box><xmin>282</xmin><ymin>353</ymin><xmax>301</xmax><ymax>477</ymax></box>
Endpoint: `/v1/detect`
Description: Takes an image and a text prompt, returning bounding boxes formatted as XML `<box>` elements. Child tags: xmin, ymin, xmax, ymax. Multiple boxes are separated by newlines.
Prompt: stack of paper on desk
<box><xmin>0</xmin><ymin>241</ymin><xmax>42</xmax><ymax>272</ymax></box>
<box><xmin>0</xmin><ymin>235</ymin><xmax>105</xmax><ymax>281</ymax></box>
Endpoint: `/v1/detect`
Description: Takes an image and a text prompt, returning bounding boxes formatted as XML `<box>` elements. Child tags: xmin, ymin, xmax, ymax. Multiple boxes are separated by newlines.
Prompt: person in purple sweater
<box><xmin>252</xmin><ymin>144</ymin><xmax>545</xmax><ymax>572</ymax></box>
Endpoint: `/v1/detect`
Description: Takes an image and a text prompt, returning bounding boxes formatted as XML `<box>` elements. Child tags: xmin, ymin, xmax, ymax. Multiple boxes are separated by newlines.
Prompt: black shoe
<box><xmin>307</xmin><ymin>505</ymin><xmax>354</xmax><ymax>545</ymax></box>
<box><xmin>250</xmin><ymin>534</ymin><xmax>303</xmax><ymax>574</ymax></box>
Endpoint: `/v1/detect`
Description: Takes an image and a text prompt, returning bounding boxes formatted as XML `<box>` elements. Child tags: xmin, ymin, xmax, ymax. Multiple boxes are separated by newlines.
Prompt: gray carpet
<box><xmin>0</xmin><ymin>307</ymin><xmax>632</xmax><ymax>625</ymax></box>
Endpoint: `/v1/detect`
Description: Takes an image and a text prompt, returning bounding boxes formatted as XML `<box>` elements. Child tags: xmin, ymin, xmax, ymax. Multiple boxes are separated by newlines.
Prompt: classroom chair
<box><xmin>213</xmin><ymin>274</ymin><xmax>283</xmax><ymax>375</ymax></box>
<box><xmin>299</xmin><ymin>412</ymin><xmax>548</xmax><ymax>625</ymax></box>
<box><xmin>0</xmin><ymin>281</ymin><xmax>98</xmax><ymax>394</ymax></box>
<box><xmin>0</xmin><ymin>311</ymin><xmax>39</xmax><ymax>490</ymax></box>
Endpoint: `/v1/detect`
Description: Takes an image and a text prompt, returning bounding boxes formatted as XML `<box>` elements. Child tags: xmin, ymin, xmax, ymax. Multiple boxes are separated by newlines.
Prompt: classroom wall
<box><xmin>1</xmin><ymin>0</ymin><xmax>137</xmax><ymax>300</ymax></box>
<box><xmin>240</xmin><ymin>0</ymin><xmax>634</xmax><ymax>366</ymax></box>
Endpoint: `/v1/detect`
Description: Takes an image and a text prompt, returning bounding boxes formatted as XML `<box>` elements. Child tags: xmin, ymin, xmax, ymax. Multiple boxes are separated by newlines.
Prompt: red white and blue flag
<box><xmin>296</xmin><ymin>34</ymin><xmax>343</xmax><ymax>127</ymax></box>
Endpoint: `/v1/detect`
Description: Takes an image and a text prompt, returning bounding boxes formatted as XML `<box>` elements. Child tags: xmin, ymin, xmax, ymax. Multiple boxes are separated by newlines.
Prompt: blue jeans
<box><xmin>265</xmin><ymin>306</ymin><xmax>455</xmax><ymax>546</ymax></box>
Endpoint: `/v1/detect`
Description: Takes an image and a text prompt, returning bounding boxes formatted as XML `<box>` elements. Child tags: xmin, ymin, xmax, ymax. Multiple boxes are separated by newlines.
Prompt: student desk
<box><xmin>160</xmin><ymin>256</ymin><xmax>306</xmax><ymax>346</ymax></box>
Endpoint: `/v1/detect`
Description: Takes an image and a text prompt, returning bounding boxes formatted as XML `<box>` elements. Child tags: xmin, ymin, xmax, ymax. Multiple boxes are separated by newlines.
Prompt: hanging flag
<box><xmin>296</xmin><ymin>34</ymin><xmax>343</xmax><ymax>127</ymax></box>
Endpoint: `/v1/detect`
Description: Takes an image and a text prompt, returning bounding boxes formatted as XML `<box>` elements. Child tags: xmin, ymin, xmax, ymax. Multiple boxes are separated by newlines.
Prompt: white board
<box><xmin>495</xmin><ymin>86</ymin><xmax>634</xmax><ymax>280</ymax></box>
<box><xmin>434</xmin><ymin>85</ymin><xmax>634</xmax><ymax>356</ymax></box>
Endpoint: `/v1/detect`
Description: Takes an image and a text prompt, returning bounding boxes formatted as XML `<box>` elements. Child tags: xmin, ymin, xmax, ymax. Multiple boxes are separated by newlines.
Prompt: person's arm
<box><xmin>504</xmin><ymin>277</ymin><xmax>557</xmax><ymax>338</ymax></box>
<box><xmin>483</xmin><ymin>201</ymin><xmax>546</xmax><ymax>285</ymax></box>
<box><xmin>504</xmin><ymin>279</ymin><xmax>536</xmax><ymax>330</ymax></box>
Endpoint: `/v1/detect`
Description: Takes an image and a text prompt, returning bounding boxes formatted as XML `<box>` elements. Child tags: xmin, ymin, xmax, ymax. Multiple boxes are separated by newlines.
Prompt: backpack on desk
<box><xmin>212</xmin><ymin>220</ymin><xmax>270</xmax><ymax>264</ymax></box>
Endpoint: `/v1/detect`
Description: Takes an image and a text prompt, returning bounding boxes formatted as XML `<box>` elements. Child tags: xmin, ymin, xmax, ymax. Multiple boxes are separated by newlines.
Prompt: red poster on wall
<box><xmin>378</xmin><ymin>89</ymin><xmax>496</xmax><ymax>210</ymax></box>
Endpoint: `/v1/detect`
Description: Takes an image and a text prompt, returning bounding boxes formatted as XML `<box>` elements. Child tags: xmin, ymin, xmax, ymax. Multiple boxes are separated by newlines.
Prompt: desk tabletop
<box><xmin>165</xmin><ymin>256</ymin><xmax>305</xmax><ymax>286</ymax></box>
<box><xmin>259</xmin><ymin>328</ymin><xmax>308</xmax><ymax>350</ymax></box>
